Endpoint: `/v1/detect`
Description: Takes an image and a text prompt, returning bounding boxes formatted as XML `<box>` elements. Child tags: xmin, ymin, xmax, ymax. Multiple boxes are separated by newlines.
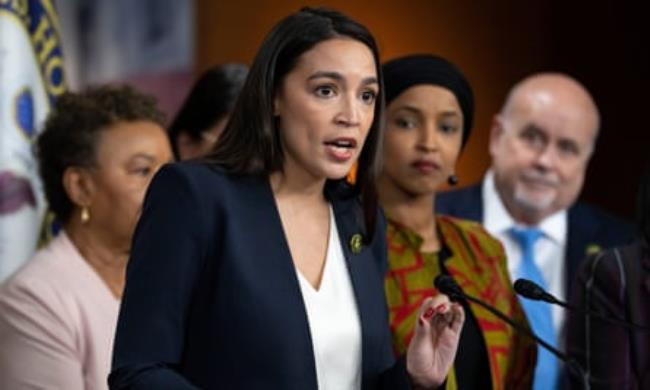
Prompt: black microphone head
<box><xmin>434</xmin><ymin>274</ymin><xmax>464</xmax><ymax>301</ymax></box>
<box><xmin>514</xmin><ymin>278</ymin><xmax>548</xmax><ymax>301</ymax></box>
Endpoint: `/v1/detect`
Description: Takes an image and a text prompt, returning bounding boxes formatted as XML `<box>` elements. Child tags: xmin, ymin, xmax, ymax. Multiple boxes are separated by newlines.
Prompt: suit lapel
<box><xmin>258</xmin><ymin>179</ymin><xmax>383</xmax><ymax>385</ymax></box>
<box><xmin>252</xmin><ymin>175</ymin><xmax>319</xmax><ymax>387</ymax></box>
<box><xmin>329</xmin><ymin>190</ymin><xmax>380</xmax><ymax>380</ymax></box>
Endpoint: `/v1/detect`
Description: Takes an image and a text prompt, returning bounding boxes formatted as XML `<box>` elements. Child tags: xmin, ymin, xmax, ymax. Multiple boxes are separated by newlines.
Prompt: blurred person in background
<box><xmin>567</xmin><ymin>160</ymin><xmax>650</xmax><ymax>389</ymax></box>
<box><xmin>168</xmin><ymin>63</ymin><xmax>248</xmax><ymax>160</ymax></box>
<box><xmin>379</xmin><ymin>54</ymin><xmax>535</xmax><ymax>390</ymax></box>
<box><xmin>0</xmin><ymin>85</ymin><xmax>173</xmax><ymax>390</ymax></box>
<box><xmin>436</xmin><ymin>72</ymin><xmax>633</xmax><ymax>389</ymax></box>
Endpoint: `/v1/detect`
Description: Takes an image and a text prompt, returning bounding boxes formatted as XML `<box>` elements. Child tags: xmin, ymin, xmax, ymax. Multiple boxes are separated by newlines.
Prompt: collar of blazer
<box><xmin>324</xmin><ymin>179</ymin><xmax>368</xmax><ymax>258</ymax></box>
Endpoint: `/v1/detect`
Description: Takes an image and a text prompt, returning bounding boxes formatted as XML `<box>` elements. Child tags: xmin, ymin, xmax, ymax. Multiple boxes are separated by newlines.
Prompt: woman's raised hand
<box><xmin>406</xmin><ymin>294</ymin><xmax>465</xmax><ymax>389</ymax></box>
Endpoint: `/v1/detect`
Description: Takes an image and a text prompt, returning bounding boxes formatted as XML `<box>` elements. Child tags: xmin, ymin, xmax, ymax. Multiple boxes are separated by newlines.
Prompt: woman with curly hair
<box><xmin>0</xmin><ymin>85</ymin><xmax>172</xmax><ymax>389</ymax></box>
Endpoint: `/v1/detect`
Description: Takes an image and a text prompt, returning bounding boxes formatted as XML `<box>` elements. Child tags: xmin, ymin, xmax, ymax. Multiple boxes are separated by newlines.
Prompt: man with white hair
<box><xmin>436</xmin><ymin>73</ymin><xmax>632</xmax><ymax>389</ymax></box>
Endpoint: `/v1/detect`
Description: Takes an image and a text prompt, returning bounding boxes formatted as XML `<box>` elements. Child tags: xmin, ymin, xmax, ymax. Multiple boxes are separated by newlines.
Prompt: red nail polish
<box><xmin>435</xmin><ymin>304</ymin><xmax>446</xmax><ymax>313</ymax></box>
<box><xmin>423</xmin><ymin>307</ymin><xmax>435</xmax><ymax>319</ymax></box>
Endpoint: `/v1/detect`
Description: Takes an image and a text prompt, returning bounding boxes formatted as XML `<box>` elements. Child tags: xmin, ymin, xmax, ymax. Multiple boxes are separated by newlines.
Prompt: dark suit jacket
<box><xmin>435</xmin><ymin>183</ymin><xmax>633</xmax><ymax>298</ymax></box>
<box><xmin>109</xmin><ymin>163</ymin><xmax>409</xmax><ymax>390</ymax></box>
<box><xmin>566</xmin><ymin>240</ymin><xmax>650</xmax><ymax>389</ymax></box>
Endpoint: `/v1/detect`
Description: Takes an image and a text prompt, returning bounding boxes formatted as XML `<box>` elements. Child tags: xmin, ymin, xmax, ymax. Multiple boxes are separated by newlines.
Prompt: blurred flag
<box><xmin>0</xmin><ymin>0</ymin><xmax>66</xmax><ymax>281</ymax></box>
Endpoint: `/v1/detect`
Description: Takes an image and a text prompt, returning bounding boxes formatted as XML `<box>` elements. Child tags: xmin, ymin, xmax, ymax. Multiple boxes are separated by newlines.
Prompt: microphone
<box><xmin>514</xmin><ymin>278</ymin><xmax>650</xmax><ymax>331</ymax></box>
<box><xmin>513</xmin><ymin>278</ymin><xmax>561</xmax><ymax>304</ymax></box>
<box><xmin>434</xmin><ymin>274</ymin><xmax>590</xmax><ymax>389</ymax></box>
<box><xmin>435</xmin><ymin>275</ymin><xmax>567</xmax><ymax>359</ymax></box>
<box><xmin>433</xmin><ymin>273</ymin><xmax>464</xmax><ymax>301</ymax></box>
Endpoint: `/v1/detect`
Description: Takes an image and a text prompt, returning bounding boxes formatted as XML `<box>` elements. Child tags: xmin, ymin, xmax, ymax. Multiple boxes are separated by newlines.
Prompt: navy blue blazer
<box><xmin>435</xmin><ymin>182</ymin><xmax>633</xmax><ymax>296</ymax></box>
<box><xmin>109</xmin><ymin>163</ymin><xmax>410</xmax><ymax>390</ymax></box>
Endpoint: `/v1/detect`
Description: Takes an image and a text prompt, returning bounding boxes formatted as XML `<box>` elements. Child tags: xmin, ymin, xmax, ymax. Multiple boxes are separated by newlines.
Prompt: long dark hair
<box><xmin>205</xmin><ymin>7</ymin><xmax>384</xmax><ymax>240</ymax></box>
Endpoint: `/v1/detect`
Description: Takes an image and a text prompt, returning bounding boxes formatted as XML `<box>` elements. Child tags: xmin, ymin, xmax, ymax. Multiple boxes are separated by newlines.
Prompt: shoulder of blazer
<box><xmin>146</xmin><ymin>162</ymin><xmax>271</xmax><ymax>250</ymax></box>
<box><xmin>163</xmin><ymin>161</ymin><xmax>254</xmax><ymax>188</ymax></box>
<box><xmin>157</xmin><ymin>161</ymin><xmax>270</xmax><ymax>204</ymax></box>
<box><xmin>435</xmin><ymin>182</ymin><xmax>484</xmax><ymax>222</ymax></box>
<box><xmin>568</xmin><ymin>202</ymin><xmax>635</xmax><ymax>248</ymax></box>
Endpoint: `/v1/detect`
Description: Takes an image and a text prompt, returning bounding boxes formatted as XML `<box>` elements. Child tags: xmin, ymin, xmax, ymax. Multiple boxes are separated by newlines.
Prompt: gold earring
<box><xmin>80</xmin><ymin>207</ymin><xmax>90</xmax><ymax>223</ymax></box>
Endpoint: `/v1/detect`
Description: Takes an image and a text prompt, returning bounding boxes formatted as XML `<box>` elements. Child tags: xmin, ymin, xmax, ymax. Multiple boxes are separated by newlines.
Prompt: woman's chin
<box><xmin>325</xmin><ymin>167</ymin><xmax>355</xmax><ymax>181</ymax></box>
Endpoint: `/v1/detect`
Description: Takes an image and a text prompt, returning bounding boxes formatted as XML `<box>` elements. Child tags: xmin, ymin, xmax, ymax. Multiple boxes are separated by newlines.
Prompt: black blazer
<box><xmin>435</xmin><ymin>182</ymin><xmax>633</xmax><ymax>296</ymax></box>
<box><xmin>109</xmin><ymin>162</ymin><xmax>409</xmax><ymax>390</ymax></box>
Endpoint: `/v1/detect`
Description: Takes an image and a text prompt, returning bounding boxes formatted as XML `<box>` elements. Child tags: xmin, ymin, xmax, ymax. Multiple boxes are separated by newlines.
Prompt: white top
<box><xmin>482</xmin><ymin>170</ymin><xmax>567</xmax><ymax>333</ymax></box>
<box><xmin>0</xmin><ymin>231</ymin><xmax>120</xmax><ymax>390</ymax></box>
<box><xmin>296</xmin><ymin>207</ymin><xmax>362</xmax><ymax>390</ymax></box>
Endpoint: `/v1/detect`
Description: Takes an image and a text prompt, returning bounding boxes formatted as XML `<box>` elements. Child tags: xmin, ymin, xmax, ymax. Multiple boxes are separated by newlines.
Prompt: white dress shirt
<box><xmin>482</xmin><ymin>170</ymin><xmax>568</xmax><ymax>333</ymax></box>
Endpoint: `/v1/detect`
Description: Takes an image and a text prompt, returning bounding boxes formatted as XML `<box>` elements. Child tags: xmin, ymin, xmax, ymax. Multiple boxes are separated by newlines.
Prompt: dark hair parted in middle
<box><xmin>37</xmin><ymin>85</ymin><xmax>165</xmax><ymax>225</ymax></box>
<box><xmin>205</xmin><ymin>6</ymin><xmax>384</xmax><ymax>240</ymax></box>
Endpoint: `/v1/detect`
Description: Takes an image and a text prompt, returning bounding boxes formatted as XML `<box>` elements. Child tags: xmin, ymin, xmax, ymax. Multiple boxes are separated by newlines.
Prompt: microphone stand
<box><xmin>459</xmin><ymin>293</ymin><xmax>590</xmax><ymax>390</ymax></box>
<box><xmin>435</xmin><ymin>275</ymin><xmax>590</xmax><ymax>390</ymax></box>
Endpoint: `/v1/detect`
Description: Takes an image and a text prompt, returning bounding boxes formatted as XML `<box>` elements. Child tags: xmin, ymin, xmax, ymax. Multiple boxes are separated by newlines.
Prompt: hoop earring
<box><xmin>80</xmin><ymin>207</ymin><xmax>90</xmax><ymax>224</ymax></box>
<box><xmin>447</xmin><ymin>174</ymin><xmax>459</xmax><ymax>186</ymax></box>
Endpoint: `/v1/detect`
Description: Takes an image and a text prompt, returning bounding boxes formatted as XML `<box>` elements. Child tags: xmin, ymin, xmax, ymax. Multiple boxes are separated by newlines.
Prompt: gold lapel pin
<box><xmin>586</xmin><ymin>243</ymin><xmax>602</xmax><ymax>256</ymax></box>
<box><xmin>350</xmin><ymin>234</ymin><xmax>363</xmax><ymax>254</ymax></box>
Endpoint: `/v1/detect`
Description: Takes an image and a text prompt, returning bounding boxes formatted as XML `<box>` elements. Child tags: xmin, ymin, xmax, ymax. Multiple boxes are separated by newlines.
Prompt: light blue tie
<box><xmin>510</xmin><ymin>227</ymin><xmax>558</xmax><ymax>390</ymax></box>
